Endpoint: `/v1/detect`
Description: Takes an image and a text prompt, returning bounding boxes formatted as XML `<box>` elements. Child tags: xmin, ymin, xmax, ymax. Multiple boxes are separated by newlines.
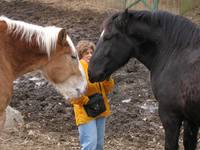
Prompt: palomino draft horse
<box><xmin>0</xmin><ymin>16</ymin><xmax>87</xmax><ymax>129</ymax></box>
<box><xmin>88</xmin><ymin>10</ymin><xmax>200</xmax><ymax>150</ymax></box>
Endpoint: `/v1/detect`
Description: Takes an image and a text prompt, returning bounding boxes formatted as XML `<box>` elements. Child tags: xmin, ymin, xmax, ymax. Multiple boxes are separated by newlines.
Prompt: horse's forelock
<box><xmin>0</xmin><ymin>16</ymin><xmax>62</xmax><ymax>57</ymax></box>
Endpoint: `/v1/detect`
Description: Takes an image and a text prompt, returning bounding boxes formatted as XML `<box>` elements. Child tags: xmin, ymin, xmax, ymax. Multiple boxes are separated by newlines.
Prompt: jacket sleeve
<box><xmin>102</xmin><ymin>78</ymin><xmax>115</xmax><ymax>94</ymax></box>
<box><xmin>70</xmin><ymin>95</ymin><xmax>89</xmax><ymax>105</ymax></box>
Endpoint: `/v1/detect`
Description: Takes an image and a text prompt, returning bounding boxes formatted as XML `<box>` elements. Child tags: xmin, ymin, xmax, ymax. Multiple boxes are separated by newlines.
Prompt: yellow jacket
<box><xmin>70</xmin><ymin>59</ymin><xmax>114</xmax><ymax>126</ymax></box>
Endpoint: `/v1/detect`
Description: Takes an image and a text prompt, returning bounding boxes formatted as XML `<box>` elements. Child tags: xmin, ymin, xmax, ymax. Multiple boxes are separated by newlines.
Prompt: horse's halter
<box><xmin>66</xmin><ymin>35</ymin><xmax>78</xmax><ymax>60</ymax></box>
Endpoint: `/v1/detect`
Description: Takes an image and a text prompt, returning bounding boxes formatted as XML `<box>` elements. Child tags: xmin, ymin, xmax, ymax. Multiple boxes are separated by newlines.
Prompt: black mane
<box><xmin>104</xmin><ymin>10</ymin><xmax>200</xmax><ymax>50</ymax></box>
<box><xmin>151</xmin><ymin>11</ymin><xmax>200</xmax><ymax>49</ymax></box>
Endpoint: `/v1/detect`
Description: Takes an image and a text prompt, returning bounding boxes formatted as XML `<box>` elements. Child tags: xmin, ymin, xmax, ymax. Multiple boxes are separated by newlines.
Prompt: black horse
<box><xmin>88</xmin><ymin>9</ymin><xmax>200</xmax><ymax>150</ymax></box>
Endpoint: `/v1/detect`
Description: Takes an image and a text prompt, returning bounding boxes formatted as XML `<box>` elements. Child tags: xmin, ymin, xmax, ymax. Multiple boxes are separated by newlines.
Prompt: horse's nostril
<box><xmin>88</xmin><ymin>70</ymin><xmax>91</xmax><ymax>77</ymax></box>
<box><xmin>88</xmin><ymin>70</ymin><xmax>94</xmax><ymax>82</ymax></box>
<box><xmin>76</xmin><ymin>88</ymin><xmax>81</xmax><ymax>95</ymax></box>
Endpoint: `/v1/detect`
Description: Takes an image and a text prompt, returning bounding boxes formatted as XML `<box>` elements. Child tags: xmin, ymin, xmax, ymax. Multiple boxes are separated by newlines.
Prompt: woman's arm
<box><xmin>70</xmin><ymin>95</ymin><xmax>89</xmax><ymax>105</ymax></box>
<box><xmin>102</xmin><ymin>78</ymin><xmax>115</xmax><ymax>94</ymax></box>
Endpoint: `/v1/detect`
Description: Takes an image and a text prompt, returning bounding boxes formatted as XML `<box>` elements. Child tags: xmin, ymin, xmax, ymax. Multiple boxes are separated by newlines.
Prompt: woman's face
<box><xmin>82</xmin><ymin>48</ymin><xmax>93</xmax><ymax>63</ymax></box>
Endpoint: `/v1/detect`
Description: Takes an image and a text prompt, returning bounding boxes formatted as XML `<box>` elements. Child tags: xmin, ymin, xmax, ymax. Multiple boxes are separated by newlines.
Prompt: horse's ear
<box><xmin>58</xmin><ymin>28</ymin><xmax>68</xmax><ymax>46</ymax></box>
<box><xmin>0</xmin><ymin>21</ymin><xmax>7</xmax><ymax>32</ymax></box>
<box><xmin>123</xmin><ymin>8</ymin><xmax>129</xmax><ymax>24</ymax></box>
<box><xmin>123</xmin><ymin>8</ymin><xmax>129</xmax><ymax>19</ymax></box>
<box><xmin>115</xmin><ymin>9</ymin><xmax>129</xmax><ymax>31</ymax></box>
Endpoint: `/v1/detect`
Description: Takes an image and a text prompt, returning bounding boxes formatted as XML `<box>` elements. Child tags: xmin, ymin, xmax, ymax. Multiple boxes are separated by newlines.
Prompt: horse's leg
<box><xmin>183</xmin><ymin>120</ymin><xmax>198</xmax><ymax>150</ymax></box>
<box><xmin>0</xmin><ymin>110</ymin><xmax>6</xmax><ymax>129</ymax></box>
<box><xmin>159</xmin><ymin>106</ymin><xmax>182</xmax><ymax>150</ymax></box>
<box><xmin>0</xmin><ymin>77</ymin><xmax>13</xmax><ymax>130</ymax></box>
<box><xmin>0</xmin><ymin>91</ymin><xmax>12</xmax><ymax>130</ymax></box>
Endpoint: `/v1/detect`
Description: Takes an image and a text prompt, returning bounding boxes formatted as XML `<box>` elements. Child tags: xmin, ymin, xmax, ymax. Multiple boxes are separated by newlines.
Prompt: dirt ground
<box><xmin>0</xmin><ymin>0</ymin><xmax>200</xmax><ymax>150</ymax></box>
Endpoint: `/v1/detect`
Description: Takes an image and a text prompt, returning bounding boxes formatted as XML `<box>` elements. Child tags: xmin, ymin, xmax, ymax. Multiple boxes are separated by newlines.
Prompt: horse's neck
<box><xmin>135</xmin><ymin>40</ymin><xmax>177</xmax><ymax>75</ymax></box>
<box><xmin>133</xmin><ymin>12</ymin><xmax>200</xmax><ymax>73</ymax></box>
<box><xmin>1</xmin><ymin>34</ymin><xmax>48</xmax><ymax>77</ymax></box>
<box><xmin>133</xmin><ymin>36</ymin><xmax>160</xmax><ymax>71</ymax></box>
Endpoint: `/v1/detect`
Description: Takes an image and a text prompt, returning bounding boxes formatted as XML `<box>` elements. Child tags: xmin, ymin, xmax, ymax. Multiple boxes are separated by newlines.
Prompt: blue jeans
<box><xmin>78</xmin><ymin>117</ymin><xmax>106</xmax><ymax>150</ymax></box>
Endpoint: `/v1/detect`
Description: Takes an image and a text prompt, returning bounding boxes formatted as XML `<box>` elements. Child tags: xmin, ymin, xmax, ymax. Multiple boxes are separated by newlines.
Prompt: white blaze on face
<box><xmin>53</xmin><ymin>35</ymin><xmax>87</xmax><ymax>99</ymax></box>
<box><xmin>100</xmin><ymin>30</ymin><xmax>105</xmax><ymax>39</ymax></box>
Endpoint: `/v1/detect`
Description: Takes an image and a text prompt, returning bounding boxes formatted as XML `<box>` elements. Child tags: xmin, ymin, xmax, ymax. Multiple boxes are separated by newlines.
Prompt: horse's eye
<box><xmin>103</xmin><ymin>34</ymin><xmax>112</xmax><ymax>41</ymax></box>
<box><xmin>71</xmin><ymin>55</ymin><xmax>77</xmax><ymax>59</ymax></box>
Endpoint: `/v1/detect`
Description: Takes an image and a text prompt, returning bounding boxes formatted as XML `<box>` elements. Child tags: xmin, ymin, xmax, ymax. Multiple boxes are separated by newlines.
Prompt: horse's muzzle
<box><xmin>88</xmin><ymin>69</ymin><xmax>106</xmax><ymax>83</ymax></box>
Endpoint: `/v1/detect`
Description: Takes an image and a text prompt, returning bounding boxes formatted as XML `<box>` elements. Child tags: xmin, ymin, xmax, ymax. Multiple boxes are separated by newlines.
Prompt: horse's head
<box><xmin>0</xmin><ymin>16</ymin><xmax>87</xmax><ymax>99</ymax></box>
<box><xmin>88</xmin><ymin>10</ymin><xmax>133</xmax><ymax>82</ymax></box>
<box><xmin>89</xmin><ymin>10</ymin><xmax>159</xmax><ymax>82</ymax></box>
<box><xmin>41</xmin><ymin>29</ymin><xmax>87</xmax><ymax>99</ymax></box>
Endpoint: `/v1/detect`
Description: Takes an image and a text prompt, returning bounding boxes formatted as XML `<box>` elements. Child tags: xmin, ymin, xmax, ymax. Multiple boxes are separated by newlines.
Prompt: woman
<box><xmin>70</xmin><ymin>40</ymin><xmax>114</xmax><ymax>150</ymax></box>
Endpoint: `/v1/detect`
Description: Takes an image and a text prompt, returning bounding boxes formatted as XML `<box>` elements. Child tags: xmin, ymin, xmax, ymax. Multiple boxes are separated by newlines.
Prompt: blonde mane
<box><xmin>0</xmin><ymin>16</ymin><xmax>62</xmax><ymax>56</ymax></box>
